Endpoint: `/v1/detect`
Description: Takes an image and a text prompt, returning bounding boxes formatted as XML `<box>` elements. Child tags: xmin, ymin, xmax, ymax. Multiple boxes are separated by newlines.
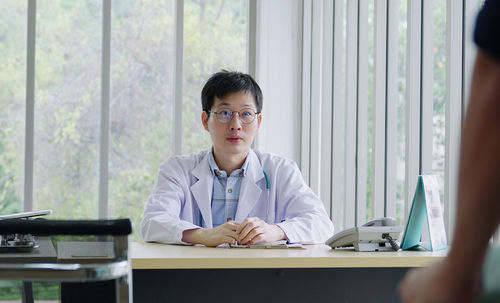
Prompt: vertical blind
<box><xmin>298</xmin><ymin>0</ymin><xmax>491</xmax><ymax>241</ymax></box>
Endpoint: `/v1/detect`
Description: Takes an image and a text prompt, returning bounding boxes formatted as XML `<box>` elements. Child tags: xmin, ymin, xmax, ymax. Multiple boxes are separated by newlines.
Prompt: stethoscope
<box><xmin>199</xmin><ymin>170</ymin><xmax>270</xmax><ymax>227</ymax></box>
<box><xmin>263</xmin><ymin>170</ymin><xmax>270</xmax><ymax>189</ymax></box>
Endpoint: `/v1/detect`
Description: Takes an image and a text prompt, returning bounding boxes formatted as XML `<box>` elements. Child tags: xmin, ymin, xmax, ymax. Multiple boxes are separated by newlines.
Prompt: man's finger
<box><xmin>248</xmin><ymin>234</ymin><xmax>263</xmax><ymax>245</ymax></box>
<box><xmin>223</xmin><ymin>236</ymin><xmax>237</xmax><ymax>245</ymax></box>
<box><xmin>224</xmin><ymin>229</ymin><xmax>239</xmax><ymax>240</ymax></box>
<box><xmin>225</xmin><ymin>221</ymin><xmax>240</xmax><ymax>230</ymax></box>
<box><xmin>236</xmin><ymin>219</ymin><xmax>251</xmax><ymax>234</ymax></box>
<box><xmin>240</xmin><ymin>227</ymin><xmax>263</xmax><ymax>244</ymax></box>
<box><xmin>236</xmin><ymin>222</ymin><xmax>254</xmax><ymax>239</ymax></box>
<box><xmin>237</xmin><ymin>217</ymin><xmax>260</xmax><ymax>232</ymax></box>
<box><xmin>238</xmin><ymin>227</ymin><xmax>255</xmax><ymax>244</ymax></box>
<box><xmin>237</xmin><ymin>222</ymin><xmax>257</xmax><ymax>241</ymax></box>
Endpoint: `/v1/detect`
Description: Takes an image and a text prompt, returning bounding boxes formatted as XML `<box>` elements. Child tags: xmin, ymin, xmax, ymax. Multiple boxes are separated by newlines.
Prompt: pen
<box><xmin>226</xmin><ymin>217</ymin><xmax>236</xmax><ymax>246</ymax></box>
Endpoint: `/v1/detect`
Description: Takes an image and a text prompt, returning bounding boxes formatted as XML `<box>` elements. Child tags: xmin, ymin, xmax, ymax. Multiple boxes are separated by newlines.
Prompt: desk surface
<box><xmin>130</xmin><ymin>242</ymin><xmax>447</xmax><ymax>269</ymax></box>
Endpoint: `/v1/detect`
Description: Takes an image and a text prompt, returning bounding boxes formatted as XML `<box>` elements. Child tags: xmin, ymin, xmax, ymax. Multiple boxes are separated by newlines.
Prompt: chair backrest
<box><xmin>0</xmin><ymin>218</ymin><xmax>133</xmax><ymax>303</ymax></box>
<box><xmin>0</xmin><ymin>218</ymin><xmax>132</xmax><ymax>261</ymax></box>
<box><xmin>0</xmin><ymin>218</ymin><xmax>132</xmax><ymax>236</ymax></box>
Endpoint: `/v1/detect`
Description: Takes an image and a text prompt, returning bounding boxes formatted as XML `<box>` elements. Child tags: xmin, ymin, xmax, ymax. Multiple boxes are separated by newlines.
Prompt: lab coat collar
<box><xmin>235</xmin><ymin>150</ymin><xmax>265</xmax><ymax>222</ymax></box>
<box><xmin>190</xmin><ymin>150</ymin><xmax>214</xmax><ymax>228</ymax></box>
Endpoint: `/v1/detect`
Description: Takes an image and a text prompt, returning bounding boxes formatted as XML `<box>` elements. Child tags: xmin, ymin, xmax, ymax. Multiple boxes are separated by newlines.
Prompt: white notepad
<box><xmin>227</xmin><ymin>240</ymin><xmax>303</xmax><ymax>249</ymax></box>
<box><xmin>0</xmin><ymin>209</ymin><xmax>52</xmax><ymax>220</ymax></box>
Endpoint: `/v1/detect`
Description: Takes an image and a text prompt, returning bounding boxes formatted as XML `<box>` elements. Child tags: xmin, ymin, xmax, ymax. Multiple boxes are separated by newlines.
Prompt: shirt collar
<box><xmin>208</xmin><ymin>148</ymin><xmax>250</xmax><ymax>177</ymax></box>
<box><xmin>207</xmin><ymin>151</ymin><xmax>219</xmax><ymax>176</ymax></box>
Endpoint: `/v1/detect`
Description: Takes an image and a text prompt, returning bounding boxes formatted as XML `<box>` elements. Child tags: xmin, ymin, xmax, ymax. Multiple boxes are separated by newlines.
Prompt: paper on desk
<box><xmin>216</xmin><ymin>240</ymin><xmax>303</xmax><ymax>249</ymax></box>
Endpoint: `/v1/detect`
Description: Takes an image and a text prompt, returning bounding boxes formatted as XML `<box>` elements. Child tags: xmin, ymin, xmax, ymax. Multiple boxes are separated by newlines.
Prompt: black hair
<box><xmin>201</xmin><ymin>70</ymin><xmax>263</xmax><ymax>114</ymax></box>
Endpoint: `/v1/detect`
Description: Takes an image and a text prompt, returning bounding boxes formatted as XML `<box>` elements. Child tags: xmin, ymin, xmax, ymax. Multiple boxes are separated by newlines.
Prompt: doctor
<box><xmin>140</xmin><ymin>71</ymin><xmax>333</xmax><ymax>246</ymax></box>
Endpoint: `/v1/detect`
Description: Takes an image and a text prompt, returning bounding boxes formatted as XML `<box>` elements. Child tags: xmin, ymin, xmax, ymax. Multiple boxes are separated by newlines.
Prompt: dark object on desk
<box><xmin>0</xmin><ymin>233</ymin><xmax>39</xmax><ymax>253</ymax></box>
<box><xmin>0</xmin><ymin>218</ymin><xmax>132</xmax><ymax>303</ymax></box>
<box><xmin>0</xmin><ymin>210</ymin><xmax>52</xmax><ymax>253</ymax></box>
<box><xmin>0</xmin><ymin>237</ymin><xmax>56</xmax><ymax>263</ymax></box>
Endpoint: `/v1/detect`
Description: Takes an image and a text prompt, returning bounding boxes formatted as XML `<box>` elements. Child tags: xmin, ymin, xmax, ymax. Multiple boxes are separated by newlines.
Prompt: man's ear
<box><xmin>257</xmin><ymin>114</ymin><xmax>262</xmax><ymax>129</ymax></box>
<box><xmin>201</xmin><ymin>111</ymin><xmax>210</xmax><ymax>131</ymax></box>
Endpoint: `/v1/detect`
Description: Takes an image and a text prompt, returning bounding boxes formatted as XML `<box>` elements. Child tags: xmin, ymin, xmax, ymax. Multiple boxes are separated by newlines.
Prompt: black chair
<box><xmin>0</xmin><ymin>218</ymin><xmax>132</xmax><ymax>303</ymax></box>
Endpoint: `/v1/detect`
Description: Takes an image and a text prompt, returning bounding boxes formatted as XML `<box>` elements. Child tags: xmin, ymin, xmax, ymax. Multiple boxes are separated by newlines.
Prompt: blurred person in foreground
<box><xmin>398</xmin><ymin>1</ymin><xmax>500</xmax><ymax>302</ymax></box>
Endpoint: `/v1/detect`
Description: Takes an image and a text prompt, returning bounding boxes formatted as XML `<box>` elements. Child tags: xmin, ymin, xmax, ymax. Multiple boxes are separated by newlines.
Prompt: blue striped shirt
<box><xmin>208</xmin><ymin>151</ymin><xmax>249</xmax><ymax>227</ymax></box>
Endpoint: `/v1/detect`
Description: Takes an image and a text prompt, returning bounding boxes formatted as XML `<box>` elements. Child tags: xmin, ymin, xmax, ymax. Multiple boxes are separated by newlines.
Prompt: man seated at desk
<box><xmin>140</xmin><ymin>71</ymin><xmax>334</xmax><ymax>247</ymax></box>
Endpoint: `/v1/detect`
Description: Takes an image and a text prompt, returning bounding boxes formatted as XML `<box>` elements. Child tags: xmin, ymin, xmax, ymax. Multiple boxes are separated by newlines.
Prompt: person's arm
<box><xmin>139</xmin><ymin>159</ymin><xmax>199</xmax><ymax>244</ymax></box>
<box><xmin>398</xmin><ymin>50</ymin><xmax>500</xmax><ymax>303</ymax></box>
<box><xmin>182</xmin><ymin>221</ymin><xmax>240</xmax><ymax>247</ymax></box>
<box><xmin>446</xmin><ymin>48</ymin><xmax>500</xmax><ymax>287</ymax></box>
<box><xmin>270</xmin><ymin>159</ymin><xmax>334</xmax><ymax>244</ymax></box>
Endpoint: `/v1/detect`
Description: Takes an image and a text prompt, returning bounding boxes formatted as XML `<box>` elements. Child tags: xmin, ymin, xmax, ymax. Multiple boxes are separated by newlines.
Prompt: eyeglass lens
<box><xmin>215</xmin><ymin>110</ymin><xmax>256</xmax><ymax>124</ymax></box>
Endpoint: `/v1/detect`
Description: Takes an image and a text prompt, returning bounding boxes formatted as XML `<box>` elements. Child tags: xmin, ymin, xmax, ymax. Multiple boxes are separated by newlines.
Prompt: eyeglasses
<box><xmin>209</xmin><ymin>109</ymin><xmax>260</xmax><ymax>124</ymax></box>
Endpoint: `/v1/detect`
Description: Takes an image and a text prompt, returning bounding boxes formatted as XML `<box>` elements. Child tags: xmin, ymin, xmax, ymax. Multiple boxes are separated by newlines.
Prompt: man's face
<box><xmin>202</xmin><ymin>91</ymin><xmax>262</xmax><ymax>159</ymax></box>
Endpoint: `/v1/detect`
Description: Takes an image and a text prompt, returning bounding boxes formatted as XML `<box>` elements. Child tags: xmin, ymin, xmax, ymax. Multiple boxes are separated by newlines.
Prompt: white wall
<box><xmin>254</xmin><ymin>0</ymin><xmax>302</xmax><ymax>164</ymax></box>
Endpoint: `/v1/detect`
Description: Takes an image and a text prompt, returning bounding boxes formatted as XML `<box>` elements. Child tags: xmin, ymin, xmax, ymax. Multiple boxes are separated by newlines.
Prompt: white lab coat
<box><xmin>139</xmin><ymin>149</ymin><xmax>334</xmax><ymax>244</ymax></box>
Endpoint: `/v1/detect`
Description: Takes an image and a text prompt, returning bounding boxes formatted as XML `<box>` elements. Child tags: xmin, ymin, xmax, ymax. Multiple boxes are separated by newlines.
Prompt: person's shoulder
<box><xmin>252</xmin><ymin>149</ymin><xmax>298</xmax><ymax>169</ymax></box>
<box><xmin>474</xmin><ymin>0</ymin><xmax>500</xmax><ymax>62</ymax></box>
<box><xmin>160</xmin><ymin>149</ymin><xmax>209</xmax><ymax>171</ymax></box>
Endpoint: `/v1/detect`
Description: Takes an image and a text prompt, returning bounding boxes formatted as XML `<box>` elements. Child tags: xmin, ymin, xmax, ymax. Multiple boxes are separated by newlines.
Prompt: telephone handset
<box><xmin>363</xmin><ymin>217</ymin><xmax>397</xmax><ymax>227</ymax></box>
<box><xmin>325</xmin><ymin>217</ymin><xmax>403</xmax><ymax>252</ymax></box>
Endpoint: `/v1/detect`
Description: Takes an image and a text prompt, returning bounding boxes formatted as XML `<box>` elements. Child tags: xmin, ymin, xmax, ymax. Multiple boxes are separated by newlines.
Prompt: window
<box><xmin>0</xmin><ymin>1</ymin><xmax>27</xmax><ymax>216</ymax></box>
<box><xmin>3</xmin><ymin>0</ymin><xmax>249</xmax><ymax>242</ymax></box>
<box><xmin>34</xmin><ymin>0</ymin><xmax>102</xmax><ymax>219</ymax></box>
<box><xmin>109</xmin><ymin>0</ymin><xmax>176</xmax><ymax>238</ymax></box>
<box><xmin>182</xmin><ymin>0</ymin><xmax>247</xmax><ymax>154</ymax></box>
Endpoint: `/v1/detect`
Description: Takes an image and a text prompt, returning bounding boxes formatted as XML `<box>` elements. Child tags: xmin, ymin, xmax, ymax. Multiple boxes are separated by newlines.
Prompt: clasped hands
<box><xmin>182</xmin><ymin>217</ymin><xmax>286</xmax><ymax>247</ymax></box>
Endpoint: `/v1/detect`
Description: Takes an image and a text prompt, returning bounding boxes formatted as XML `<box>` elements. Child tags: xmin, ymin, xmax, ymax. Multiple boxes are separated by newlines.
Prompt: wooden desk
<box><xmin>130</xmin><ymin>242</ymin><xmax>446</xmax><ymax>303</ymax></box>
<box><xmin>130</xmin><ymin>242</ymin><xmax>446</xmax><ymax>269</ymax></box>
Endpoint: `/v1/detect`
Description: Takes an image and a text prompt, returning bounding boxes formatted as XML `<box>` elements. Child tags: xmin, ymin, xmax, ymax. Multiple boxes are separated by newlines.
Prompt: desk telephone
<box><xmin>326</xmin><ymin>218</ymin><xmax>403</xmax><ymax>252</ymax></box>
